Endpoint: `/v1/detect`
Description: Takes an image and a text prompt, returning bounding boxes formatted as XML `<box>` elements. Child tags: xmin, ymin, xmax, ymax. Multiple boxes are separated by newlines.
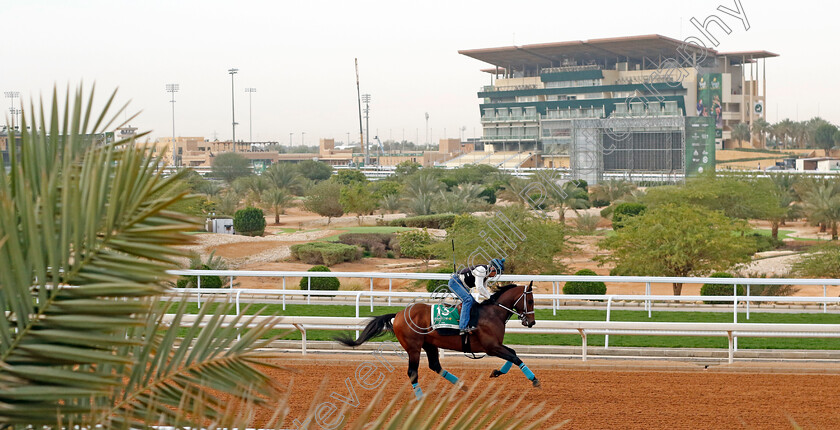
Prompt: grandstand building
<box><xmin>458</xmin><ymin>34</ymin><xmax>777</xmax><ymax>182</ymax></box>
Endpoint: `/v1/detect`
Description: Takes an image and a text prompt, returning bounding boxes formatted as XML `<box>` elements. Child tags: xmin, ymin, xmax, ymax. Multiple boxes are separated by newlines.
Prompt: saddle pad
<box><xmin>431</xmin><ymin>304</ymin><xmax>460</xmax><ymax>330</ymax></box>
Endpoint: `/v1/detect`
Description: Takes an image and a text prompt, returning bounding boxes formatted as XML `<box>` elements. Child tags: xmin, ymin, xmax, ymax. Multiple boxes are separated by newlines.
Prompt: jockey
<box><xmin>448</xmin><ymin>258</ymin><xmax>505</xmax><ymax>335</ymax></box>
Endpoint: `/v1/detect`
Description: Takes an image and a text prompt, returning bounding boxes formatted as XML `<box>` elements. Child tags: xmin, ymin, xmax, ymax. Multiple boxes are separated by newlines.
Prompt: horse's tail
<box><xmin>335</xmin><ymin>313</ymin><xmax>396</xmax><ymax>347</ymax></box>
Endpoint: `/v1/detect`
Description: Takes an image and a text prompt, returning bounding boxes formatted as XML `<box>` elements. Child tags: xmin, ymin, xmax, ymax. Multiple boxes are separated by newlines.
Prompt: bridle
<box><xmin>496</xmin><ymin>283</ymin><xmax>535</xmax><ymax>323</ymax></box>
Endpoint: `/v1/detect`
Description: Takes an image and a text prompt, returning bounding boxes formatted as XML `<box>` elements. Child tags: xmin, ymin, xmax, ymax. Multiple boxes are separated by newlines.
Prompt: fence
<box><xmin>166</xmin><ymin>270</ymin><xmax>840</xmax><ymax>357</ymax></box>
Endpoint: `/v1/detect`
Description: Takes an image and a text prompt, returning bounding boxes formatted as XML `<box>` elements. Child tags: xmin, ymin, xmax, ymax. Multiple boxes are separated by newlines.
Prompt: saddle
<box><xmin>430</xmin><ymin>303</ymin><xmax>480</xmax><ymax>336</ymax></box>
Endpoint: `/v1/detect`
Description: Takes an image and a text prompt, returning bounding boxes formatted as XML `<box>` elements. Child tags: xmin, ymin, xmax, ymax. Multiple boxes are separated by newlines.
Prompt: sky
<box><xmin>2</xmin><ymin>0</ymin><xmax>838</xmax><ymax>144</ymax></box>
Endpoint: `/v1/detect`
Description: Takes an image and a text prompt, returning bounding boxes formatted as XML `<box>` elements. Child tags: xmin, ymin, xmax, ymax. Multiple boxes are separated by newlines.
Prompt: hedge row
<box><xmin>290</xmin><ymin>242</ymin><xmax>361</xmax><ymax>266</ymax></box>
<box><xmin>388</xmin><ymin>214</ymin><xmax>456</xmax><ymax>229</ymax></box>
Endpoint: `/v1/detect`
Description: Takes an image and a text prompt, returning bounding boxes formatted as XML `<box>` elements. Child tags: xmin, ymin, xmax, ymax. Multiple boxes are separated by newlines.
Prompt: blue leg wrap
<box><xmin>519</xmin><ymin>363</ymin><xmax>536</xmax><ymax>380</ymax></box>
<box><xmin>499</xmin><ymin>361</ymin><xmax>513</xmax><ymax>374</ymax></box>
<box><xmin>412</xmin><ymin>382</ymin><xmax>423</xmax><ymax>399</ymax></box>
<box><xmin>441</xmin><ymin>370</ymin><xmax>459</xmax><ymax>384</ymax></box>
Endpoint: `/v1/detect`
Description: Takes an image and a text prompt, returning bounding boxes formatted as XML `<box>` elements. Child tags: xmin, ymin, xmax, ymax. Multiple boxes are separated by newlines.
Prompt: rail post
<box><xmin>282</xmin><ymin>277</ymin><xmax>286</xmax><ymax>310</ymax></box>
<box><xmin>235</xmin><ymin>289</ymin><xmax>243</xmax><ymax>340</ymax></box>
<box><xmin>370</xmin><ymin>278</ymin><xmax>374</xmax><ymax>312</ymax></box>
<box><xmin>733</xmin><ymin>285</ymin><xmax>738</xmax><ymax>351</ymax></box>
<box><xmin>727</xmin><ymin>330</ymin><xmax>734</xmax><ymax>364</ymax></box>
<box><xmin>355</xmin><ymin>292</ymin><xmax>363</xmax><ymax>338</ymax></box>
<box><xmin>307</xmin><ymin>277</ymin><xmax>311</xmax><ymax>305</ymax></box>
<box><xmin>825</xmin><ymin>285</ymin><xmax>828</xmax><ymax>313</ymax></box>
<box><xmin>578</xmin><ymin>328</ymin><xmax>587</xmax><ymax>362</ymax></box>
<box><xmin>605</xmin><ymin>295</ymin><xmax>615</xmax><ymax>348</ymax></box>
<box><xmin>552</xmin><ymin>281</ymin><xmax>557</xmax><ymax>316</ymax></box>
<box><xmin>230</xmin><ymin>275</ymin><xmax>234</xmax><ymax>289</ymax></box>
<box><xmin>645</xmin><ymin>282</ymin><xmax>651</xmax><ymax>316</ymax></box>
<box><xmin>294</xmin><ymin>324</ymin><xmax>307</xmax><ymax>356</ymax></box>
<box><xmin>746</xmin><ymin>285</ymin><xmax>750</xmax><ymax>320</ymax></box>
<box><xmin>388</xmin><ymin>279</ymin><xmax>392</xmax><ymax>306</ymax></box>
<box><xmin>196</xmin><ymin>275</ymin><xmax>202</xmax><ymax>309</ymax></box>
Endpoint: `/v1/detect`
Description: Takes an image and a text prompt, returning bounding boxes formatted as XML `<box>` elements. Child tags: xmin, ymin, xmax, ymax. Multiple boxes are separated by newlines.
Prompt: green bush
<box><xmin>233</xmin><ymin>207</ymin><xmax>266</xmax><ymax>236</ymax></box>
<box><xmin>611</xmin><ymin>202</ymin><xmax>646</xmax><ymax>230</ymax></box>
<box><xmin>700</xmin><ymin>272</ymin><xmax>745</xmax><ymax>304</ymax></box>
<box><xmin>338</xmin><ymin>233</ymin><xmax>396</xmax><ymax>258</ymax></box>
<box><xmin>290</xmin><ymin>242</ymin><xmax>361</xmax><ymax>266</ymax></box>
<box><xmin>176</xmin><ymin>251</ymin><xmax>227</xmax><ymax>289</ymax></box>
<box><xmin>591</xmin><ymin>199</ymin><xmax>610</xmax><ymax>208</ymax></box>
<box><xmin>748</xmin><ymin>233</ymin><xmax>784</xmax><ymax>253</ymax></box>
<box><xmin>420</xmin><ymin>266</ymin><xmax>453</xmax><ymax>293</ymax></box>
<box><xmin>478</xmin><ymin>187</ymin><xmax>497</xmax><ymax>204</ymax></box>
<box><xmin>389</xmin><ymin>213</ymin><xmax>456</xmax><ymax>229</ymax></box>
<box><xmin>563</xmin><ymin>269</ymin><xmax>607</xmax><ymax>296</ymax></box>
<box><xmin>300</xmin><ymin>265</ymin><xmax>340</xmax><ymax>296</ymax></box>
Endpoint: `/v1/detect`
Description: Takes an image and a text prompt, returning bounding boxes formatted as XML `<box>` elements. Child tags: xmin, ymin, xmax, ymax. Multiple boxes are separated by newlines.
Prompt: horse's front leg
<box><xmin>487</xmin><ymin>344</ymin><xmax>540</xmax><ymax>388</ymax></box>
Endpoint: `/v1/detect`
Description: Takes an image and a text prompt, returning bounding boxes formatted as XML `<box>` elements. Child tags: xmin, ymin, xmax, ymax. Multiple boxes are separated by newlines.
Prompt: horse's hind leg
<box><xmin>488</xmin><ymin>345</ymin><xmax>540</xmax><ymax>388</ymax></box>
<box><xmin>490</xmin><ymin>361</ymin><xmax>514</xmax><ymax>378</ymax></box>
<box><xmin>423</xmin><ymin>343</ymin><xmax>463</xmax><ymax>389</ymax></box>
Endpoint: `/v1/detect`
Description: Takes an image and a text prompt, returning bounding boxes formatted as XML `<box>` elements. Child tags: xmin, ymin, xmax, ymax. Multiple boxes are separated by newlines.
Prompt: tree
<box><xmin>331</xmin><ymin>169</ymin><xmax>368</xmax><ymax>185</ymax></box>
<box><xmin>264</xmin><ymin>162</ymin><xmax>304</xmax><ymax>194</ymax></box>
<box><xmin>303</xmin><ymin>181</ymin><xmax>344</xmax><ymax>224</ymax></box>
<box><xmin>340</xmin><ymin>183</ymin><xmax>379</xmax><ymax>225</ymax></box>
<box><xmin>814</xmin><ymin>123</ymin><xmax>839</xmax><ymax>156</ymax></box>
<box><xmin>799</xmin><ymin>181</ymin><xmax>840</xmax><ymax>240</ymax></box>
<box><xmin>395</xmin><ymin>160</ymin><xmax>421</xmax><ymax>176</ymax></box>
<box><xmin>296</xmin><ymin>159</ymin><xmax>333</xmax><ymax>181</ymax></box>
<box><xmin>433</xmin><ymin>183</ymin><xmax>488</xmax><ymax>214</ymax></box>
<box><xmin>380</xmin><ymin>194</ymin><xmax>402</xmax><ymax>214</ymax></box>
<box><xmin>550</xmin><ymin>181</ymin><xmax>589</xmax><ymax>222</ymax></box>
<box><xmin>589</xmin><ymin>179</ymin><xmax>635</xmax><ymax>204</ymax></box>
<box><xmin>0</xmin><ymin>87</ymin><xmax>282</xmax><ymax>425</ymax></box>
<box><xmin>397</xmin><ymin>229</ymin><xmax>437</xmax><ymax>268</ymax></box>
<box><xmin>793</xmin><ymin>244</ymin><xmax>840</xmax><ymax>278</ymax></box>
<box><xmin>262</xmin><ymin>186</ymin><xmax>294</xmax><ymax>224</ymax></box>
<box><xmin>732</xmin><ymin>122</ymin><xmax>751</xmax><ymax>148</ymax></box>
<box><xmin>432</xmin><ymin>205</ymin><xmax>568</xmax><ymax>275</ymax></box>
<box><xmin>211</xmin><ymin>152</ymin><xmax>251</xmax><ymax>183</ymax></box>
<box><xmin>232</xmin><ymin>174</ymin><xmax>270</xmax><ymax>206</ymax></box>
<box><xmin>643</xmin><ymin>175</ymin><xmax>778</xmax><ymax>221</ymax></box>
<box><xmin>598</xmin><ymin>204</ymin><xmax>755</xmax><ymax>295</ymax></box>
<box><xmin>751</xmin><ymin>117</ymin><xmax>772</xmax><ymax>149</ymax></box>
<box><xmin>403</xmin><ymin>171</ymin><xmax>443</xmax><ymax>215</ymax></box>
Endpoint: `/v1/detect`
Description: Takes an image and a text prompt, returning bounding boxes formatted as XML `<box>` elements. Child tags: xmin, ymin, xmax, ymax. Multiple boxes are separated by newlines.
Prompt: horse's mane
<box><xmin>481</xmin><ymin>283</ymin><xmax>521</xmax><ymax>305</ymax></box>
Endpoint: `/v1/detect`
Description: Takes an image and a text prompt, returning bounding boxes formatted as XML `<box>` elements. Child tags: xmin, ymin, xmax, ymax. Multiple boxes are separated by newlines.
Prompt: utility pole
<box><xmin>166</xmin><ymin>84</ymin><xmax>179</xmax><ymax>166</ymax></box>
<box><xmin>228</xmin><ymin>68</ymin><xmax>238</xmax><ymax>151</ymax></box>
<box><xmin>362</xmin><ymin>94</ymin><xmax>371</xmax><ymax>166</ymax></box>
<box><xmin>355</xmin><ymin>59</ymin><xmax>365</xmax><ymax>167</ymax></box>
<box><xmin>245</xmin><ymin>87</ymin><xmax>256</xmax><ymax>143</ymax></box>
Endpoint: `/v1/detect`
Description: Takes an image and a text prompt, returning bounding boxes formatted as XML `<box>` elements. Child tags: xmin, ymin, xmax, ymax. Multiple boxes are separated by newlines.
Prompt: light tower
<box><xmin>165</xmin><ymin>84</ymin><xmax>179</xmax><ymax>166</ymax></box>
<box><xmin>362</xmin><ymin>94</ymin><xmax>371</xmax><ymax>166</ymax></box>
<box><xmin>5</xmin><ymin>91</ymin><xmax>20</xmax><ymax>130</ymax></box>
<box><xmin>228</xmin><ymin>68</ymin><xmax>239</xmax><ymax>151</ymax></box>
<box><xmin>424</xmin><ymin>112</ymin><xmax>430</xmax><ymax>148</ymax></box>
<box><xmin>245</xmin><ymin>87</ymin><xmax>256</xmax><ymax>143</ymax></box>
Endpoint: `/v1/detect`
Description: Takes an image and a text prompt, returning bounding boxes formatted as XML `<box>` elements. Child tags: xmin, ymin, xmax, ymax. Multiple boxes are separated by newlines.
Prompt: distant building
<box><xmin>459</xmin><ymin>34</ymin><xmax>777</xmax><ymax>182</ymax></box>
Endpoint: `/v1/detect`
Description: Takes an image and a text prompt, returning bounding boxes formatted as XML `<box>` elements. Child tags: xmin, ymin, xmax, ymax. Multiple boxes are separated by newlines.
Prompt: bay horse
<box><xmin>335</xmin><ymin>282</ymin><xmax>539</xmax><ymax>399</ymax></box>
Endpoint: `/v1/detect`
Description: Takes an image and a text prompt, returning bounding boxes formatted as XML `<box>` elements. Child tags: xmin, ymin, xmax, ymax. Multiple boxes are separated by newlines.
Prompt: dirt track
<box><xmin>252</xmin><ymin>354</ymin><xmax>840</xmax><ymax>429</ymax></box>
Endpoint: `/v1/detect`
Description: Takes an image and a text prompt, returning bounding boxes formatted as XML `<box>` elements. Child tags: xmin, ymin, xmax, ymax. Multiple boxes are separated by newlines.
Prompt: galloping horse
<box><xmin>336</xmin><ymin>282</ymin><xmax>540</xmax><ymax>398</ymax></box>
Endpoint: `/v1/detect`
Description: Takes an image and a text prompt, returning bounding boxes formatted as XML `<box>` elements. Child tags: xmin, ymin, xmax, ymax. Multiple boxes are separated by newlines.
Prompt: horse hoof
<box><xmin>459</xmin><ymin>384</ymin><xmax>468</xmax><ymax>392</ymax></box>
<box><xmin>490</xmin><ymin>370</ymin><xmax>503</xmax><ymax>378</ymax></box>
<box><xmin>532</xmin><ymin>378</ymin><xmax>541</xmax><ymax>388</ymax></box>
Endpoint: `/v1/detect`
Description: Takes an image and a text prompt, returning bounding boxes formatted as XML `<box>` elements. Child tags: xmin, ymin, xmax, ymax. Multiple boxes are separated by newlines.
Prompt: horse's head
<box><xmin>492</xmin><ymin>281</ymin><xmax>535</xmax><ymax>327</ymax></box>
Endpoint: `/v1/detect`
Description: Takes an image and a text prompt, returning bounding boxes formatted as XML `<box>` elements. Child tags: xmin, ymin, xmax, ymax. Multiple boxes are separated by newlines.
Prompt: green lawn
<box><xmin>319</xmin><ymin>226</ymin><xmax>413</xmax><ymax>242</ymax></box>
<box><xmin>178</xmin><ymin>302</ymin><xmax>840</xmax><ymax>350</ymax></box>
<box><xmin>750</xmin><ymin>228</ymin><xmax>824</xmax><ymax>242</ymax></box>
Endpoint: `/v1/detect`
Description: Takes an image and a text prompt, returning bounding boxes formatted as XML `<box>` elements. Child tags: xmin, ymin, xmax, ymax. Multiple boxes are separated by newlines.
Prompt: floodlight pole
<box><xmin>5</xmin><ymin>91</ymin><xmax>20</xmax><ymax>131</ymax></box>
<box><xmin>166</xmin><ymin>84</ymin><xmax>179</xmax><ymax>166</ymax></box>
<box><xmin>362</xmin><ymin>94</ymin><xmax>371</xmax><ymax>166</ymax></box>
<box><xmin>245</xmin><ymin>87</ymin><xmax>256</xmax><ymax>143</ymax></box>
<box><xmin>228</xmin><ymin>68</ymin><xmax>239</xmax><ymax>151</ymax></box>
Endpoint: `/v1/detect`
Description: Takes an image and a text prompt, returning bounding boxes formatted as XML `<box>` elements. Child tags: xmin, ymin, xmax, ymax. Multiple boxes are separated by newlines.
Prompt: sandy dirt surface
<box><xmin>248</xmin><ymin>354</ymin><xmax>840</xmax><ymax>429</ymax></box>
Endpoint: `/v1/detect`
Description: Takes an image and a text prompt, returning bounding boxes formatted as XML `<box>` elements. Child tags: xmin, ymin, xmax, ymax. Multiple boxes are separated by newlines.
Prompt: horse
<box><xmin>335</xmin><ymin>282</ymin><xmax>540</xmax><ymax>399</ymax></box>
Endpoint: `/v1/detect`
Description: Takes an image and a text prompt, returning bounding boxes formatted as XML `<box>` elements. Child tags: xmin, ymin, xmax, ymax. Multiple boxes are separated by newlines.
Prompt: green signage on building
<box><xmin>685</xmin><ymin>116</ymin><xmax>715</xmax><ymax>176</ymax></box>
<box><xmin>696</xmin><ymin>73</ymin><xmax>723</xmax><ymax>139</ymax></box>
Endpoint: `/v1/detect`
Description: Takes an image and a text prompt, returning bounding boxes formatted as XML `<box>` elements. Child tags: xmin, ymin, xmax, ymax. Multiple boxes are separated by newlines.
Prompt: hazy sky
<box><xmin>2</xmin><ymin>0</ymin><xmax>837</xmax><ymax>144</ymax></box>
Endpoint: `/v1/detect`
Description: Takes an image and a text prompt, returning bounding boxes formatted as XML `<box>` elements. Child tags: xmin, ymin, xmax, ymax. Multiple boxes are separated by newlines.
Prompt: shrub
<box><xmin>611</xmin><ymin>202</ymin><xmax>646</xmax><ymax>230</ymax></box>
<box><xmin>176</xmin><ymin>251</ymin><xmax>227</xmax><ymax>289</ymax></box>
<box><xmin>700</xmin><ymin>272</ymin><xmax>745</xmax><ymax>304</ymax></box>
<box><xmin>398</xmin><ymin>229</ymin><xmax>437</xmax><ymax>268</ymax></box>
<box><xmin>299</xmin><ymin>265</ymin><xmax>340</xmax><ymax>296</ymax></box>
<box><xmin>233</xmin><ymin>207</ymin><xmax>266</xmax><ymax>236</ymax></box>
<box><xmin>478</xmin><ymin>187</ymin><xmax>497</xmax><ymax>204</ymax></box>
<box><xmin>748</xmin><ymin>233</ymin><xmax>784</xmax><ymax>253</ymax></box>
<box><xmin>389</xmin><ymin>213</ymin><xmax>456</xmax><ymax>229</ymax></box>
<box><xmin>591</xmin><ymin>199</ymin><xmax>610</xmax><ymax>208</ymax></box>
<box><xmin>573</xmin><ymin>213</ymin><xmax>601</xmax><ymax>234</ymax></box>
<box><xmin>563</xmin><ymin>269</ymin><xmax>607</xmax><ymax>296</ymax></box>
<box><xmin>419</xmin><ymin>266</ymin><xmax>453</xmax><ymax>293</ymax></box>
<box><xmin>736</xmin><ymin>271</ymin><xmax>799</xmax><ymax>296</ymax></box>
<box><xmin>338</xmin><ymin>233</ymin><xmax>395</xmax><ymax>258</ymax></box>
<box><xmin>290</xmin><ymin>242</ymin><xmax>362</xmax><ymax>266</ymax></box>
<box><xmin>386</xmin><ymin>251</ymin><xmax>395</xmax><ymax>259</ymax></box>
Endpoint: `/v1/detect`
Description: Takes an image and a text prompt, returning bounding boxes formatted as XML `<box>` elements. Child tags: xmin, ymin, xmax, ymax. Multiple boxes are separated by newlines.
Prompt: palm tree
<box><xmin>403</xmin><ymin>171</ymin><xmax>443</xmax><ymax>215</ymax></box>
<box><xmin>0</xmin><ymin>86</ymin><xmax>284</xmax><ymax>426</ymax></box>
<box><xmin>751</xmin><ymin>117</ymin><xmax>771</xmax><ymax>149</ymax></box>
<box><xmin>731</xmin><ymin>122</ymin><xmax>751</xmax><ymax>148</ymax></box>
<box><xmin>551</xmin><ymin>181</ymin><xmax>590</xmax><ymax>222</ymax></box>
<box><xmin>232</xmin><ymin>174</ymin><xmax>270</xmax><ymax>206</ymax></box>
<box><xmin>589</xmin><ymin>179</ymin><xmax>636</xmax><ymax>203</ymax></box>
<box><xmin>433</xmin><ymin>183</ymin><xmax>486</xmax><ymax>214</ymax></box>
<box><xmin>800</xmin><ymin>181</ymin><xmax>840</xmax><ymax>240</ymax></box>
<box><xmin>773</xmin><ymin>119</ymin><xmax>794</xmax><ymax>150</ymax></box>
<box><xmin>379</xmin><ymin>193</ymin><xmax>402</xmax><ymax>213</ymax></box>
<box><xmin>262</xmin><ymin>186</ymin><xmax>294</xmax><ymax>224</ymax></box>
<box><xmin>497</xmin><ymin>177</ymin><xmax>533</xmax><ymax>204</ymax></box>
<box><xmin>264</xmin><ymin>161</ymin><xmax>304</xmax><ymax>194</ymax></box>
